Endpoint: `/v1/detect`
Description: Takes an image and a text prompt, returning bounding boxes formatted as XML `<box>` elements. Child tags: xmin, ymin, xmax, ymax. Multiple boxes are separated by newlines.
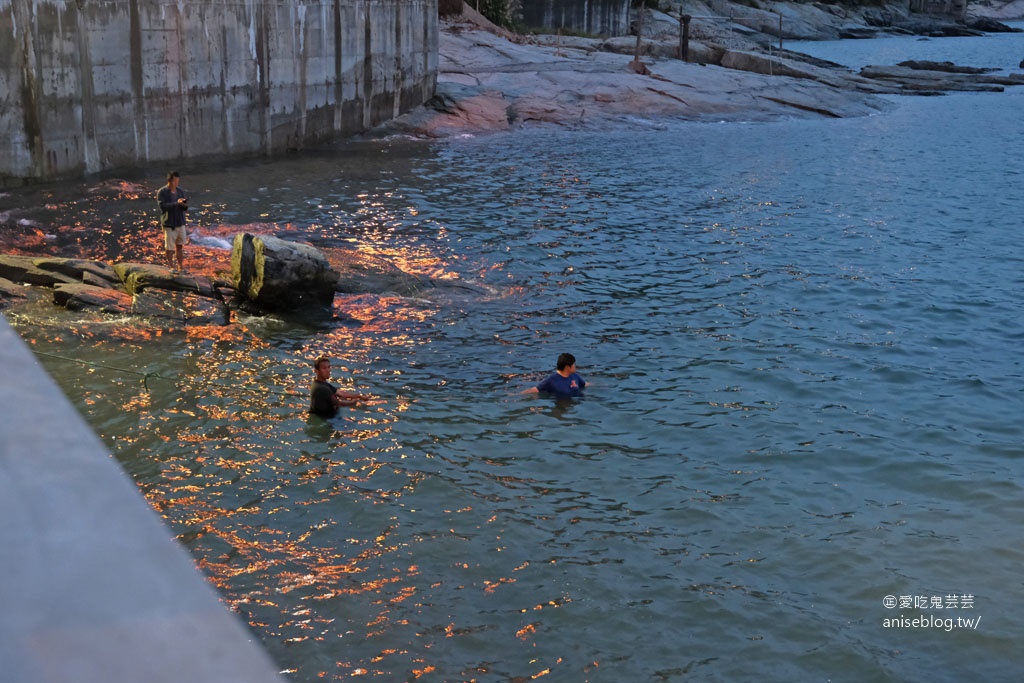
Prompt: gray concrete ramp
<box><xmin>0</xmin><ymin>316</ymin><xmax>284</xmax><ymax>683</ymax></box>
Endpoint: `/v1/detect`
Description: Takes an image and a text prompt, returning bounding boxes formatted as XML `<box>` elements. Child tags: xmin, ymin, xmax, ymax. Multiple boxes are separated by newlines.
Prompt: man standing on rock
<box><xmin>157</xmin><ymin>170</ymin><xmax>189</xmax><ymax>272</ymax></box>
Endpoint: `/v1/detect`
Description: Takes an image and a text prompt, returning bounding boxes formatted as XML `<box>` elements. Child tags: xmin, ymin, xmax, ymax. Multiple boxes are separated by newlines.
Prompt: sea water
<box><xmin>4</xmin><ymin>26</ymin><xmax>1024</xmax><ymax>683</ymax></box>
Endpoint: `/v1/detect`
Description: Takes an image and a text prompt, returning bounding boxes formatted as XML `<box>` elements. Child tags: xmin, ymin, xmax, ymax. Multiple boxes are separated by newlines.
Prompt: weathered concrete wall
<box><xmin>0</xmin><ymin>0</ymin><xmax>438</xmax><ymax>184</ymax></box>
<box><xmin>519</xmin><ymin>0</ymin><xmax>630</xmax><ymax>37</ymax></box>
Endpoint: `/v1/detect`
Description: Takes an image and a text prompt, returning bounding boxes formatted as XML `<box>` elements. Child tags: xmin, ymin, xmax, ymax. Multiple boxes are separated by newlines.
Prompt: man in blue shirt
<box><xmin>526</xmin><ymin>353</ymin><xmax>586</xmax><ymax>398</ymax></box>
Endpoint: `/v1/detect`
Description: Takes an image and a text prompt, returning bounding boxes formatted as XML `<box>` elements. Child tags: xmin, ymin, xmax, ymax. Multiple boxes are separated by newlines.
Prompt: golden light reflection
<box><xmin>333</xmin><ymin>293</ymin><xmax>438</xmax><ymax>329</ymax></box>
<box><xmin>515</xmin><ymin>623</ymin><xmax>538</xmax><ymax>640</ymax></box>
<box><xmin>483</xmin><ymin>577</ymin><xmax>516</xmax><ymax>594</ymax></box>
<box><xmin>121</xmin><ymin>391</ymin><xmax>152</xmax><ymax>411</ymax></box>
<box><xmin>3</xmin><ymin>184</ymin><xmax>540</xmax><ymax>682</ymax></box>
<box><xmin>352</xmin><ymin>243</ymin><xmax>460</xmax><ymax>281</ymax></box>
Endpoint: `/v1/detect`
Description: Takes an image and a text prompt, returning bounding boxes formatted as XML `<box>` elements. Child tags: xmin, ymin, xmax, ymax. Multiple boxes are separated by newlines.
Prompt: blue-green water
<box><xmin>5</xmin><ymin>29</ymin><xmax>1024</xmax><ymax>683</ymax></box>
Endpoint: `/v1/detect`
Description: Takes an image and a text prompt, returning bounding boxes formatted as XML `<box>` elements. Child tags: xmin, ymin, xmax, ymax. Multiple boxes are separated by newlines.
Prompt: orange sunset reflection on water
<box><xmin>3</xmin><ymin>178</ymin><xmax>580</xmax><ymax>681</ymax></box>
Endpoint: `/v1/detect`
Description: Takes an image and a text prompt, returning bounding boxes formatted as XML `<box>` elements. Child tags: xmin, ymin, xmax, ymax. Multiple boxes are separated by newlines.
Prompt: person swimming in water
<box><xmin>309</xmin><ymin>356</ymin><xmax>372</xmax><ymax>417</ymax></box>
<box><xmin>524</xmin><ymin>352</ymin><xmax>586</xmax><ymax>398</ymax></box>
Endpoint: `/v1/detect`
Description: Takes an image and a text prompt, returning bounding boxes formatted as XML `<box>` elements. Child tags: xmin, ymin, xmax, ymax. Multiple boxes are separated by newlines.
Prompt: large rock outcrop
<box><xmin>377</xmin><ymin>7</ymin><xmax>1024</xmax><ymax>137</ymax></box>
<box><xmin>231</xmin><ymin>233</ymin><xmax>341</xmax><ymax>312</ymax></box>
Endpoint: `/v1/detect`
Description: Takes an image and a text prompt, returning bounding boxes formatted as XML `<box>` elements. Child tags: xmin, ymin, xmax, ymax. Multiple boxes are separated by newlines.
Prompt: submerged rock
<box><xmin>331</xmin><ymin>249</ymin><xmax>434</xmax><ymax>297</ymax></box>
<box><xmin>130</xmin><ymin>289</ymin><xmax>231</xmax><ymax>326</ymax></box>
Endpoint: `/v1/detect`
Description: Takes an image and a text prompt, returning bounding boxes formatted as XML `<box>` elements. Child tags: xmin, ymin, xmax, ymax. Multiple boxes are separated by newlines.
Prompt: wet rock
<box><xmin>0</xmin><ymin>254</ymin><xmax>81</xmax><ymax>287</ymax></box>
<box><xmin>113</xmin><ymin>262</ymin><xmax>218</xmax><ymax>298</ymax></box>
<box><xmin>1</xmin><ymin>275</ymin><xmax>29</xmax><ymax>301</ymax></box>
<box><xmin>965</xmin><ymin>17</ymin><xmax>1022</xmax><ymax>33</ymax></box>
<box><xmin>48</xmin><ymin>279</ymin><xmax>229</xmax><ymax>325</ymax></box>
<box><xmin>331</xmin><ymin>249</ymin><xmax>433</xmax><ymax>297</ymax></box>
<box><xmin>408</xmin><ymin>84</ymin><xmax>513</xmax><ymax>135</ymax></box>
<box><xmin>53</xmin><ymin>283</ymin><xmax>134</xmax><ymax>314</ymax></box>
<box><xmin>859</xmin><ymin>64</ymin><xmax>1024</xmax><ymax>92</ymax></box>
<box><xmin>231</xmin><ymin>233</ymin><xmax>340</xmax><ymax>312</ymax></box>
<box><xmin>838</xmin><ymin>27</ymin><xmax>888</xmax><ymax>39</ymax></box>
<box><xmin>892</xmin><ymin>19</ymin><xmax>985</xmax><ymax>37</ymax></box>
<box><xmin>2</xmin><ymin>250</ymin><xmax>231</xmax><ymax>323</ymax></box>
<box><xmin>82</xmin><ymin>271</ymin><xmax>116</xmax><ymax>288</ymax></box>
<box><xmin>897</xmin><ymin>60</ymin><xmax>994</xmax><ymax>74</ymax></box>
<box><xmin>130</xmin><ymin>290</ymin><xmax>231</xmax><ymax>326</ymax></box>
<box><xmin>4</xmin><ymin>235</ymin><xmax>445</xmax><ymax>324</ymax></box>
<box><xmin>32</xmin><ymin>257</ymin><xmax>120</xmax><ymax>287</ymax></box>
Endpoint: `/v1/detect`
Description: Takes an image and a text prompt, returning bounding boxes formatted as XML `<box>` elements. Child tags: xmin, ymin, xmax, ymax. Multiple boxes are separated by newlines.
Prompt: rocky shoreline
<box><xmin>0</xmin><ymin>254</ymin><xmax>236</xmax><ymax>326</ymax></box>
<box><xmin>3</xmin><ymin>1</ymin><xmax>1022</xmax><ymax>326</ymax></box>
<box><xmin>376</xmin><ymin>1</ymin><xmax>1024</xmax><ymax>136</ymax></box>
<box><xmin>0</xmin><ymin>239</ymin><xmax>473</xmax><ymax>328</ymax></box>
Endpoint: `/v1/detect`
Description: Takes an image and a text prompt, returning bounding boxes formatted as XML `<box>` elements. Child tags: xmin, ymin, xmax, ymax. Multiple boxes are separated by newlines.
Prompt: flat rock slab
<box><xmin>860</xmin><ymin>64</ymin><xmax>1024</xmax><ymax>91</ymax></box>
<box><xmin>51</xmin><ymin>284</ymin><xmax>230</xmax><ymax>325</ymax></box>
<box><xmin>53</xmin><ymin>283</ymin><xmax>134</xmax><ymax>314</ymax></box>
<box><xmin>32</xmin><ymin>257</ymin><xmax>121</xmax><ymax>287</ymax></box>
<box><xmin>113</xmin><ymin>263</ymin><xmax>218</xmax><ymax>298</ymax></box>
<box><xmin>0</xmin><ymin>254</ymin><xmax>82</xmax><ymax>287</ymax></box>
<box><xmin>381</xmin><ymin>23</ymin><xmax>889</xmax><ymax>137</ymax></box>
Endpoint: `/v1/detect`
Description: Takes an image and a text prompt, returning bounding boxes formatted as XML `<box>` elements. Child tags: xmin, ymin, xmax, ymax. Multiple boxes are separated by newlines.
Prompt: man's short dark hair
<box><xmin>167</xmin><ymin>170</ymin><xmax>180</xmax><ymax>181</ymax></box>
<box><xmin>556</xmin><ymin>353</ymin><xmax>576</xmax><ymax>371</ymax></box>
<box><xmin>314</xmin><ymin>355</ymin><xmax>330</xmax><ymax>370</ymax></box>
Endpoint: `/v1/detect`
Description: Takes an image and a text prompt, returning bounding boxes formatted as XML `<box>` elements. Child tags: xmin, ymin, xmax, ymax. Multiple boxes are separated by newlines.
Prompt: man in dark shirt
<box><xmin>309</xmin><ymin>356</ymin><xmax>371</xmax><ymax>417</ymax></box>
<box><xmin>157</xmin><ymin>170</ymin><xmax>189</xmax><ymax>272</ymax></box>
<box><xmin>525</xmin><ymin>352</ymin><xmax>587</xmax><ymax>398</ymax></box>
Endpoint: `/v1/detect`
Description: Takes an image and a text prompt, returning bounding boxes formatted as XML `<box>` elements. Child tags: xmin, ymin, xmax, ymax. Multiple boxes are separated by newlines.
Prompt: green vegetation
<box><xmin>477</xmin><ymin>0</ymin><xmax>517</xmax><ymax>28</ymax></box>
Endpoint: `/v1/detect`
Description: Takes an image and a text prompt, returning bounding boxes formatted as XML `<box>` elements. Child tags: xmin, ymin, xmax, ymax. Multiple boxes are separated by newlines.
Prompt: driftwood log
<box><xmin>231</xmin><ymin>233</ymin><xmax>339</xmax><ymax>311</ymax></box>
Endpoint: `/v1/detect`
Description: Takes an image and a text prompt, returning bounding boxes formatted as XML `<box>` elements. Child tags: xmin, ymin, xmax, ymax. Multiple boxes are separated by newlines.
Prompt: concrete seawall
<box><xmin>0</xmin><ymin>0</ymin><xmax>438</xmax><ymax>184</ymax></box>
<box><xmin>0</xmin><ymin>315</ymin><xmax>287</xmax><ymax>682</ymax></box>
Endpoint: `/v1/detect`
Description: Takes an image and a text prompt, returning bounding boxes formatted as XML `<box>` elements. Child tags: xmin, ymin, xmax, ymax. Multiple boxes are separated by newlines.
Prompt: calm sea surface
<box><xmin>4</xmin><ymin>27</ymin><xmax>1024</xmax><ymax>683</ymax></box>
